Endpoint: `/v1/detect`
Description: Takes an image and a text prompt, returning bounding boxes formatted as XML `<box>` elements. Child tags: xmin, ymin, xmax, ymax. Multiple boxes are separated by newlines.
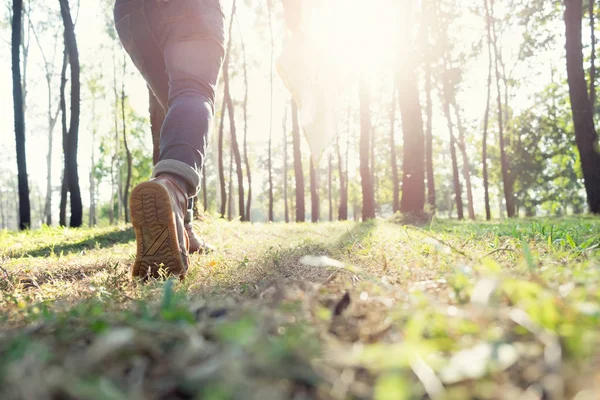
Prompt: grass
<box><xmin>1</xmin><ymin>216</ymin><xmax>599</xmax><ymax>399</ymax></box>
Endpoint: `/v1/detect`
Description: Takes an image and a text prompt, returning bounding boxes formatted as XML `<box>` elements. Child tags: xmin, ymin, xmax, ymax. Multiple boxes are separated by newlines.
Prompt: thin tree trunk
<box><xmin>490</xmin><ymin>0</ymin><xmax>514</xmax><ymax>218</ymax></box>
<box><xmin>111</xmin><ymin>48</ymin><xmax>120</xmax><ymax>224</ymax></box>
<box><xmin>202</xmin><ymin>166</ymin><xmax>208</xmax><ymax>212</ymax></box>
<box><xmin>217</xmin><ymin>96</ymin><xmax>227</xmax><ymax>218</ymax></box>
<box><xmin>310</xmin><ymin>158</ymin><xmax>320</xmax><ymax>222</ymax></box>
<box><xmin>12</xmin><ymin>0</ymin><xmax>30</xmax><ymax>230</ymax></box>
<box><xmin>328</xmin><ymin>153</ymin><xmax>333</xmax><ymax>221</ymax></box>
<box><xmin>359</xmin><ymin>77</ymin><xmax>376</xmax><ymax>221</ymax></box>
<box><xmin>423</xmin><ymin>0</ymin><xmax>435</xmax><ymax>210</ymax></box>
<box><xmin>31</xmin><ymin>23</ymin><xmax>61</xmax><ymax>227</ymax></box>
<box><xmin>483</xmin><ymin>0</ymin><xmax>493</xmax><ymax>220</ymax></box>
<box><xmin>121</xmin><ymin>55</ymin><xmax>132</xmax><ymax>223</ymax></box>
<box><xmin>291</xmin><ymin>99</ymin><xmax>305</xmax><ymax>222</ymax></box>
<box><xmin>238</xmin><ymin>17</ymin><xmax>252</xmax><ymax>221</ymax></box>
<box><xmin>283</xmin><ymin>106</ymin><xmax>289</xmax><ymax>223</ymax></box>
<box><xmin>565</xmin><ymin>0</ymin><xmax>600</xmax><ymax>213</ymax></box>
<box><xmin>228</xmin><ymin>144</ymin><xmax>233</xmax><ymax>221</ymax></box>
<box><xmin>370</xmin><ymin>108</ymin><xmax>376</xmax><ymax>214</ymax></box>
<box><xmin>590</xmin><ymin>0</ymin><xmax>596</xmax><ymax>110</ymax></box>
<box><xmin>218</xmin><ymin>1</ymin><xmax>237</xmax><ymax>219</ymax></box>
<box><xmin>390</xmin><ymin>89</ymin><xmax>400</xmax><ymax>213</ymax></box>
<box><xmin>337</xmin><ymin>134</ymin><xmax>347</xmax><ymax>221</ymax></box>
<box><xmin>89</xmin><ymin>87</ymin><xmax>97</xmax><ymax>227</ymax></box>
<box><xmin>59</xmin><ymin>44</ymin><xmax>68</xmax><ymax>227</ymax></box>
<box><xmin>149</xmin><ymin>88</ymin><xmax>164</xmax><ymax>166</ymax></box>
<box><xmin>441</xmin><ymin>56</ymin><xmax>464</xmax><ymax>220</ymax></box>
<box><xmin>222</xmin><ymin>24</ymin><xmax>244</xmax><ymax>221</ymax></box>
<box><xmin>266</xmin><ymin>0</ymin><xmax>274</xmax><ymax>222</ymax></box>
<box><xmin>453</xmin><ymin>103</ymin><xmax>475</xmax><ymax>219</ymax></box>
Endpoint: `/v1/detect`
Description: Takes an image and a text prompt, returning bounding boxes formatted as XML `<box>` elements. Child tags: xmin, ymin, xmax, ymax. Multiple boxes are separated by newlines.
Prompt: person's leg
<box><xmin>114</xmin><ymin>0</ymin><xmax>223</xmax><ymax>278</ymax></box>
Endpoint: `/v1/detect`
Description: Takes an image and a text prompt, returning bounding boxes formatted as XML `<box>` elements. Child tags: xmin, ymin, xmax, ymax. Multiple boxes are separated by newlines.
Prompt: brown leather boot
<box><xmin>185</xmin><ymin>223</ymin><xmax>215</xmax><ymax>254</ymax></box>
<box><xmin>130</xmin><ymin>175</ymin><xmax>190</xmax><ymax>280</ymax></box>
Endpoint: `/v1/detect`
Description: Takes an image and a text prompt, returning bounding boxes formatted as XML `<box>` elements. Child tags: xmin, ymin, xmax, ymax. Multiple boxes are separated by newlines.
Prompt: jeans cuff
<box><xmin>152</xmin><ymin>159</ymin><xmax>200</xmax><ymax>196</ymax></box>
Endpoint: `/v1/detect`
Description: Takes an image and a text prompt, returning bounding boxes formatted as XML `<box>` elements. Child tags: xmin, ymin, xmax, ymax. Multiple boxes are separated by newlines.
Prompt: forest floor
<box><xmin>1</xmin><ymin>216</ymin><xmax>600</xmax><ymax>400</ymax></box>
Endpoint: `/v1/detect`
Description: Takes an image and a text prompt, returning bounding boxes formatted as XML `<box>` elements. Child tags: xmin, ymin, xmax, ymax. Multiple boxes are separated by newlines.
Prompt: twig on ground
<box><xmin>483</xmin><ymin>247</ymin><xmax>515</xmax><ymax>257</ymax></box>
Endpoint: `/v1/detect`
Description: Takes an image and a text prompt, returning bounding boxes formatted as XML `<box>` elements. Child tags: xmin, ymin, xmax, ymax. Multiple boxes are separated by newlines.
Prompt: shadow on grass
<box><xmin>220</xmin><ymin>221</ymin><xmax>378</xmax><ymax>293</ymax></box>
<box><xmin>11</xmin><ymin>228</ymin><xmax>135</xmax><ymax>259</ymax></box>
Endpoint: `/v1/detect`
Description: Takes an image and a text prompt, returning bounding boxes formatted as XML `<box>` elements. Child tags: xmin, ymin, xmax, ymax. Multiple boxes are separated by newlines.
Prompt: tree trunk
<box><xmin>565</xmin><ymin>0</ymin><xmax>600</xmax><ymax>213</ymax></box>
<box><xmin>223</xmin><ymin>12</ymin><xmax>244</xmax><ymax>222</ymax></box>
<box><xmin>490</xmin><ymin>0</ymin><xmax>514</xmax><ymax>218</ymax></box>
<box><xmin>283</xmin><ymin>106</ymin><xmax>289</xmax><ymax>223</ymax></box>
<box><xmin>483</xmin><ymin>0</ymin><xmax>493</xmax><ymax>220</ymax></box>
<box><xmin>291</xmin><ymin>99</ymin><xmax>305</xmax><ymax>222</ymax></box>
<box><xmin>217</xmin><ymin>96</ymin><xmax>227</xmax><ymax>218</ymax></box>
<box><xmin>310</xmin><ymin>158</ymin><xmax>320</xmax><ymax>222</ymax></box>
<box><xmin>149</xmin><ymin>89</ymin><xmax>164</xmax><ymax>166</ymax></box>
<box><xmin>359</xmin><ymin>77</ymin><xmax>376</xmax><ymax>220</ymax></box>
<box><xmin>238</xmin><ymin>20</ymin><xmax>251</xmax><ymax>221</ymax></box>
<box><xmin>397</xmin><ymin>70</ymin><xmax>426</xmax><ymax>214</ymax></box>
<box><xmin>227</xmin><ymin>144</ymin><xmax>233</xmax><ymax>221</ymax></box>
<box><xmin>423</xmin><ymin>0</ymin><xmax>435</xmax><ymax>210</ymax></box>
<box><xmin>590</xmin><ymin>0</ymin><xmax>596</xmax><ymax>110</ymax></box>
<box><xmin>202</xmin><ymin>167</ymin><xmax>208</xmax><ymax>212</ymax></box>
<box><xmin>370</xmin><ymin>107</ymin><xmax>376</xmax><ymax>213</ymax></box>
<box><xmin>337</xmin><ymin>134</ymin><xmax>348</xmax><ymax>221</ymax></box>
<box><xmin>328</xmin><ymin>153</ymin><xmax>333</xmax><ymax>221</ymax></box>
<box><xmin>267</xmin><ymin>0</ymin><xmax>275</xmax><ymax>223</ymax></box>
<box><xmin>225</xmin><ymin>91</ymin><xmax>244</xmax><ymax>222</ymax></box>
<box><xmin>453</xmin><ymin>103</ymin><xmax>475</xmax><ymax>219</ymax></box>
<box><xmin>89</xmin><ymin>86</ymin><xmax>97</xmax><ymax>227</ymax></box>
<box><xmin>60</xmin><ymin>0</ymin><xmax>82</xmax><ymax>228</ymax></box>
<box><xmin>111</xmin><ymin>48</ymin><xmax>120</xmax><ymax>224</ymax></box>
<box><xmin>218</xmin><ymin>0</ymin><xmax>238</xmax><ymax>219</ymax></box>
<box><xmin>390</xmin><ymin>89</ymin><xmax>400</xmax><ymax>213</ymax></box>
<box><xmin>12</xmin><ymin>0</ymin><xmax>30</xmax><ymax>230</ymax></box>
<box><xmin>441</xmin><ymin>57</ymin><xmax>464</xmax><ymax>220</ymax></box>
<box><xmin>122</xmin><ymin>56</ymin><xmax>132</xmax><ymax>223</ymax></box>
<box><xmin>59</xmin><ymin>44</ymin><xmax>68</xmax><ymax>227</ymax></box>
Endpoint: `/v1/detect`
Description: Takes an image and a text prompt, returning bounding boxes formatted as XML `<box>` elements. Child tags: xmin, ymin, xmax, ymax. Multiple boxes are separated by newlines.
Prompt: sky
<box><xmin>0</xmin><ymin>0</ymin><xmax>569</xmax><ymax>222</ymax></box>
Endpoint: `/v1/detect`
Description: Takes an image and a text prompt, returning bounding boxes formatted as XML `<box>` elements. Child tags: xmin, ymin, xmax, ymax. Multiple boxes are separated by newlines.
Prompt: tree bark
<box><xmin>217</xmin><ymin>96</ymin><xmax>227</xmax><ymax>218</ymax></box>
<box><xmin>590</xmin><ymin>0</ymin><xmax>596</xmax><ymax>110</ymax></box>
<box><xmin>441</xmin><ymin>56</ymin><xmax>464</xmax><ymax>220</ymax></box>
<box><xmin>60</xmin><ymin>0</ymin><xmax>82</xmax><ymax>228</ymax></box>
<box><xmin>397</xmin><ymin>67</ymin><xmax>426</xmax><ymax>214</ymax></box>
<box><xmin>121</xmin><ymin>56</ymin><xmax>132</xmax><ymax>223</ymax></box>
<box><xmin>453</xmin><ymin>103</ymin><xmax>475</xmax><ymax>219</ymax></box>
<box><xmin>328</xmin><ymin>153</ymin><xmax>333</xmax><ymax>221</ymax></box>
<box><xmin>291</xmin><ymin>99</ymin><xmax>305</xmax><ymax>222</ymax></box>
<box><xmin>390</xmin><ymin>89</ymin><xmax>400</xmax><ymax>213</ymax></box>
<box><xmin>490</xmin><ymin>0</ymin><xmax>514</xmax><ymax>218</ymax></box>
<box><xmin>238</xmin><ymin>18</ymin><xmax>252</xmax><ymax>221</ymax></box>
<box><xmin>337</xmin><ymin>134</ymin><xmax>348</xmax><ymax>221</ymax></box>
<box><xmin>149</xmin><ymin>89</ymin><xmax>164</xmax><ymax>166</ymax></box>
<box><xmin>310</xmin><ymin>158</ymin><xmax>320</xmax><ymax>222</ymax></box>
<box><xmin>359</xmin><ymin>77</ymin><xmax>376</xmax><ymax>220</ymax></box>
<box><xmin>222</xmin><ymin>5</ymin><xmax>244</xmax><ymax>221</ymax></box>
<box><xmin>12</xmin><ymin>0</ymin><xmax>30</xmax><ymax>230</ymax></box>
<box><xmin>423</xmin><ymin>0</ymin><xmax>435</xmax><ymax>210</ymax></box>
<box><xmin>283</xmin><ymin>106</ymin><xmax>289</xmax><ymax>223</ymax></box>
<box><xmin>565</xmin><ymin>0</ymin><xmax>600</xmax><ymax>213</ymax></box>
<box><xmin>483</xmin><ymin>0</ymin><xmax>493</xmax><ymax>220</ymax></box>
<box><xmin>267</xmin><ymin>0</ymin><xmax>274</xmax><ymax>222</ymax></box>
<box><xmin>59</xmin><ymin>44</ymin><xmax>68</xmax><ymax>227</ymax></box>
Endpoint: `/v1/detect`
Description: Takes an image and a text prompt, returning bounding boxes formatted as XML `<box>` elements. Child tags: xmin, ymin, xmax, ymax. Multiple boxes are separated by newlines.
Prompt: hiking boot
<box><xmin>185</xmin><ymin>223</ymin><xmax>215</xmax><ymax>254</ymax></box>
<box><xmin>130</xmin><ymin>175</ymin><xmax>190</xmax><ymax>280</ymax></box>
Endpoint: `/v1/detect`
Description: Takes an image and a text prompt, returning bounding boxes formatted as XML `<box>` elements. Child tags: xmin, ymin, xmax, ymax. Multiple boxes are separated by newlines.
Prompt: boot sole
<box><xmin>130</xmin><ymin>181</ymin><xmax>186</xmax><ymax>280</ymax></box>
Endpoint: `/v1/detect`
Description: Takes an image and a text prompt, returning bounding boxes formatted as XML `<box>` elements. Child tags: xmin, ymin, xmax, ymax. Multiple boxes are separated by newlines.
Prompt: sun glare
<box><xmin>303</xmin><ymin>0</ymin><xmax>401</xmax><ymax>76</ymax></box>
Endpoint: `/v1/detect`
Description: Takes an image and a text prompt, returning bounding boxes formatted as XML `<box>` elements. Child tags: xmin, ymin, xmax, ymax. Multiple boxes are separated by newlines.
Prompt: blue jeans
<box><xmin>114</xmin><ymin>0</ymin><xmax>225</xmax><ymax>194</ymax></box>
